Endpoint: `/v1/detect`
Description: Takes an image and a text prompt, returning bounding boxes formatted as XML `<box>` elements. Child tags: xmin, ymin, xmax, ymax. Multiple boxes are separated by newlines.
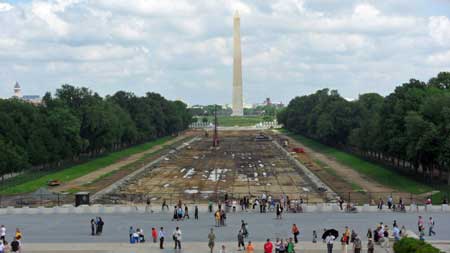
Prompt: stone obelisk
<box><xmin>231</xmin><ymin>10</ymin><xmax>243</xmax><ymax>116</ymax></box>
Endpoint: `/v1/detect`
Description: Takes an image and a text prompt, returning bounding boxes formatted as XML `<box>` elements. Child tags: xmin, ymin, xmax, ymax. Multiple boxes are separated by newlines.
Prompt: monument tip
<box><xmin>234</xmin><ymin>10</ymin><xmax>240</xmax><ymax>18</ymax></box>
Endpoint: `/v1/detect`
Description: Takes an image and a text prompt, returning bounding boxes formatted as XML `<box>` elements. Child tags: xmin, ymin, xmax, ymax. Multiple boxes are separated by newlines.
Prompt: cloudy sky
<box><xmin>0</xmin><ymin>0</ymin><xmax>449</xmax><ymax>105</ymax></box>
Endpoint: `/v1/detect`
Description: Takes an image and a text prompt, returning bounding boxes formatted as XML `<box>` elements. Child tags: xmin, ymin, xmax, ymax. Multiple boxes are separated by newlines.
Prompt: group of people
<box><xmin>0</xmin><ymin>225</ymin><xmax>22</xmax><ymax>253</ymax></box>
<box><xmin>214</xmin><ymin>209</ymin><xmax>227</xmax><ymax>227</ymax></box>
<box><xmin>417</xmin><ymin>215</ymin><xmax>436</xmax><ymax>240</ymax></box>
<box><xmin>126</xmin><ymin>225</ymin><xmax>183</xmax><ymax>250</ymax></box>
<box><xmin>89</xmin><ymin>217</ymin><xmax>104</xmax><ymax>236</ymax></box>
<box><xmin>171</xmin><ymin>202</ymin><xmax>199</xmax><ymax>221</ymax></box>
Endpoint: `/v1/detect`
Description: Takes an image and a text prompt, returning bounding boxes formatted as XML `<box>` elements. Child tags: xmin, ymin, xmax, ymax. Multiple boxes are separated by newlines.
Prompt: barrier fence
<box><xmin>0</xmin><ymin>191</ymin><xmax>448</xmax><ymax>208</ymax></box>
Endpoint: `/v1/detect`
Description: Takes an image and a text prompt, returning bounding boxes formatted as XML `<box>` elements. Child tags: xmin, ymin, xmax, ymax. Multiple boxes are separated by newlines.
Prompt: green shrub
<box><xmin>394</xmin><ymin>238</ymin><xmax>440</xmax><ymax>253</ymax></box>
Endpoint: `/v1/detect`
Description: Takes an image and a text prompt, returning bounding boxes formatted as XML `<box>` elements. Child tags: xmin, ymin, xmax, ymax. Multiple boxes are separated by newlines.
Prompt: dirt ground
<box><xmin>114</xmin><ymin>130</ymin><xmax>325</xmax><ymax>204</ymax></box>
<box><xmin>279</xmin><ymin>133</ymin><xmax>423</xmax><ymax>204</ymax></box>
<box><xmin>51</xmin><ymin>131</ymin><xmax>197</xmax><ymax>193</ymax></box>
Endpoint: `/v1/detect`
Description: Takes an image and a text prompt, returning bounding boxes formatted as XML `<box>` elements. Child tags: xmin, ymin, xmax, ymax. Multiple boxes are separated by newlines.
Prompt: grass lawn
<box><xmin>198</xmin><ymin>115</ymin><xmax>268</xmax><ymax>126</ymax></box>
<box><xmin>283</xmin><ymin>130</ymin><xmax>432</xmax><ymax>194</ymax></box>
<box><xmin>0</xmin><ymin>136</ymin><xmax>173</xmax><ymax>195</ymax></box>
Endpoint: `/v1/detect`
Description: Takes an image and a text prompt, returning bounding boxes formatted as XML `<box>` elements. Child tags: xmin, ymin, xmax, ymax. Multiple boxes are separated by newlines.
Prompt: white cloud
<box><xmin>0</xmin><ymin>2</ymin><xmax>13</xmax><ymax>12</ymax></box>
<box><xmin>429</xmin><ymin>16</ymin><xmax>450</xmax><ymax>45</ymax></box>
<box><xmin>0</xmin><ymin>0</ymin><xmax>448</xmax><ymax>104</ymax></box>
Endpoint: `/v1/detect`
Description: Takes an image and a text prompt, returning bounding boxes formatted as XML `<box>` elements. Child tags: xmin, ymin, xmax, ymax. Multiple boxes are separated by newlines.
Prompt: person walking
<box><xmin>162</xmin><ymin>199</ymin><xmax>168</xmax><ymax>211</ymax></box>
<box><xmin>291</xmin><ymin>224</ymin><xmax>300</xmax><ymax>244</ymax></box>
<box><xmin>151</xmin><ymin>227</ymin><xmax>157</xmax><ymax>243</ymax></box>
<box><xmin>184</xmin><ymin>204</ymin><xmax>190</xmax><ymax>219</ymax></box>
<box><xmin>417</xmin><ymin>216</ymin><xmax>424</xmax><ymax>232</ymax></box>
<box><xmin>238</xmin><ymin>229</ymin><xmax>245</xmax><ymax>251</ymax></box>
<box><xmin>367</xmin><ymin>239</ymin><xmax>374</xmax><ymax>253</ymax></box>
<box><xmin>96</xmin><ymin>217</ymin><xmax>104</xmax><ymax>235</ymax></box>
<box><xmin>0</xmin><ymin>225</ymin><xmax>6</xmax><ymax>244</ymax></box>
<box><xmin>215</xmin><ymin>210</ymin><xmax>221</xmax><ymax>227</ymax></box>
<box><xmin>264</xmin><ymin>239</ymin><xmax>273</xmax><ymax>253</ymax></box>
<box><xmin>428</xmin><ymin>217</ymin><xmax>436</xmax><ymax>236</ymax></box>
<box><xmin>173</xmin><ymin>227</ymin><xmax>182</xmax><ymax>249</ymax></box>
<box><xmin>208</xmin><ymin>228</ymin><xmax>216</xmax><ymax>253</ymax></box>
<box><xmin>219</xmin><ymin>245</ymin><xmax>227</xmax><ymax>253</ymax></box>
<box><xmin>325</xmin><ymin>234</ymin><xmax>335</xmax><ymax>253</ymax></box>
<box><xmin>195</xmin><ymin>205</ymin><xmax>199</xmax><ymax>220</ymax></box>
<box><xmin>353</xmin><ymin>234</ymin><xmax>362</xmax><ymax>253</ymax></box>
<box><xmin>312</xmin><ymin>230</ymin><xmax>318</xmax><ymax>243</ymax></box>
<box><xmin>241</xmin><ymin>220</ymin><xmax>249</xmax><ymax>238</ymax></box>
<box><xmin>90</xmin><ymin>219</ymin><xmax>95</xmax><ymax>236</ymax></box>
<box><xmin>158</xmin><ymin>227</ymin><xmax>165</xmax><ymax>249</ymax></box>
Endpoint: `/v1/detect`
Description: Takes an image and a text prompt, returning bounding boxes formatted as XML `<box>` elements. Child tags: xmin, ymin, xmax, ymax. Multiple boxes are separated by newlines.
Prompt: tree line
<box><xmin>0</xmin><ymin>85</ymin><xmax>192</xmax><ymax>177</ymax></box>
<box><xmin>278</xmin><ymin>72</ymin><xmax>450</xmax><ymax>185</ymax></box>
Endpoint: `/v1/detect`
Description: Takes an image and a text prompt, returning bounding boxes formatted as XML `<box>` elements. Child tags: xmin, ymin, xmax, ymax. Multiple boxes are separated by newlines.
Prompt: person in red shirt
<box><xmin>151</xmin><ymin>227</ymin><xmax>158</xmax><ymax>243</ymax></box>
<box><xmin>264</xmin><ymin>238</ymin><xmax>273</xmax><ymax>253</ymax></box>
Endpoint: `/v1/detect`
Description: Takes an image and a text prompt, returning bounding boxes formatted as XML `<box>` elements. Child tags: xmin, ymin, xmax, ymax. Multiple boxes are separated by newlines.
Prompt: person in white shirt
<box><xmin>158</xmin><ymin>227</ymin><xmax>166</xmax><ymax>249</ymax></box>
<box><xmin>392</xmin><ymin>226</ymin><xmax>400</xmax><ymax>241</ymax></box>
<box><xmin>326</xmin><ymin>234</ymin><xmax>335</xmax><ymax>253</ymax></box>
<box><xmin>0</xmin><ymin>225</ymin><xmax>5</xmax><ymax>243</ymax></box>
<box><xmin>173</xmin><ymin>227</ymin><xmax>182</xmax><ymax>249</ymax></box>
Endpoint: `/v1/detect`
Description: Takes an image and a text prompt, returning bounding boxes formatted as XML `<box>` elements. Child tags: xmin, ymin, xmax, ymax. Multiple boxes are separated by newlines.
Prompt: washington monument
<box><xmin>231</xmin><ymin>10</ymin><xmax>244</xmax><ymax>116</ymax></box>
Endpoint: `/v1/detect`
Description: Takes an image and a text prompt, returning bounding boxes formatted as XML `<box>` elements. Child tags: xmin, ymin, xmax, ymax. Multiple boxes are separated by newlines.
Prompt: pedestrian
<box><xmin>172</xmin><ymin>206</ymin><xmax>178</xmax><ymax>221</ymax></box>
<box><xmin>10</xmin><ymin>238</ymin><xmax>19</xmax><ymax>253</ymax></box>
<box><xmin>276</xmin><ymin>204</ymin><xmax>282</xmax><ymax>219</ymax></box>
<box><xmin>0</xmin><ymin>225</ymin><xmax>5</xmax><ymax>244</ymax></box>
<box><xmin>90</xmin><ymin>219</ymin><xmax>95</xmax><ymax>236</ymax></box>
<box><xmin>428</xmin><ymin>217</ymin><xmax>436</xmax><ymax>236</ymax></box>
<box><xmin>291</xmin><ymin>224</ymin><xmax>299</xmax><ymax>243</ymax></box>
<box><xmin>146</xmin><ymin>197</ymin><xmax>151</xmax><ymax>213</ymax></box>
<box><xmin>341</xmin><ymin>234</ymin><xmax>348</xmax><ymax>253</ymax></box>
<box><xmin>238</xmin><ymin>229</ymin><xmax>245</xmax><ymax>251</ymax></box>
<box><xmin>312</xmin><ymin>230</ymin><xmax>317</xmax><ymax>243</ymax></box>
<box><xmin>367</xmin><ymin>239</ymin><xmax>374</xmax><ymax>253</ymax></box>
<box><xmin>247</xmin><ymin>241</ymin><xmax>254</xmax><ymax>253</ymax></box>
<box><xmin>275</xmin><ymin>238</ymin><xmax>281</xmax><ymax>253</ymax></box>
<box><xmin>343</xmin><ymin>227</ymin><xmax>350</xmax><ymax>245</ymax></box>
<box><xmin>325</xmin><ymin>234</ymin><xmax>335</xmax><ymax>253</ymax></box>
<box><xmin>158</xmin><ymin>227</ymin><xmax>165</xmax><ymax>249</ymax></box>
<box><xmin>220</xmin><ymin>244</ymin><xmax>227</xmax><ymax>253</ymax></box>
<box><xmin>392</xmin><ymin>225</ymin><xmax>400</xmax><ymax>241</ymax></box>
<box><xmin>129</xmin><ymin>226</ymin><xmax>134</xmax><ymax>243</ymax></box>
<box><xmin>96</xmin><ymin>217</ymin><xmax>104</xmax><ymax>235</ymax></box>
<box><xmin>215</xmin><ymin>210</ymin><xmax>221</xmax><ymax>227</ymax></box>
<box><xmin>264</xmin><ymin>238</ymin><xmax>273</xmax><ymax>253</ymax></box>
<box><xmin>353</xmin><ymin>234</ymin><xmax>362</xmax><ymax>253</ymax></box>
<box><xmin>151</xmin><ymin>227</ymin><xmax>157</xmax><ymax>243</ymax></box>
<box><xmin>195</xmin><ymin>205</ymin><xmax>199</xmax><ymax>220</ymax></box>
<box><xmin>387</xmin><ymin>196</ymin><xmax>393</xmax><ymax>209</ymax></box>
<box><xmin>208</xmin><ymin>228</ymin><xmax>215</xmax><ymax>253</ymax></box>
<box><xmin>241</xmin><ymin>220</ymin><xmax>249</xmax><ymax>238</ymax></box>
<box><xmin>184</xmin><ymin>204</ymin><xmax>190</xmax><ymax>219</ymax></box>
<box><xmin>208</xmin><ymin>200</ymin><xmax>213</xmax><ymax>213</ymax></box>
<box><xmin>162</xmin><ymin>199</ymin><xmax>168</xmax><ymax>211</ymax></box>
<box><xmin>417</xmin><ymin>216</ymin><xmax>424</xmax><ymax>232</ymax></box>
<box><xmin>173</xmin><ymin>226</ymin><xmax>182</xmax><ymax>249</ymax></box>
<box><xmin>286</xmin><ymin>238</ymin><xmax>295</xmax><ymax>253</ymax></box>
<box><xmin>366</xmin><ymin>229</ymin><xmax>372</xmax><ymax>240</ymax></box>
<box><xmin>14</xmin><ymin>228</ymin><xmax>21</xmax><ymax>242</ymax></box>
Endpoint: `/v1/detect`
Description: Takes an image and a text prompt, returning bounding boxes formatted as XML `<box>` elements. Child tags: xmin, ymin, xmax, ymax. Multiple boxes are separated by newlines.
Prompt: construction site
<box><xmin>99</xmin><ymin>130</ymin><xmax>331</xmax><ymax>205</ymax></box>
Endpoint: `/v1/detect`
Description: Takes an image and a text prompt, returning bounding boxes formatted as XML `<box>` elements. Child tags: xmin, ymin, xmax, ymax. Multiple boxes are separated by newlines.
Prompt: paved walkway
<box><xmin>0</xmin><ymin>212</ymin><xmax>448</xmax><ymax>243</ymax></box>
<box><xmin>20</xmin><ymin>242</ymin><xmax>395</xmax><ymax>253</ymax></box>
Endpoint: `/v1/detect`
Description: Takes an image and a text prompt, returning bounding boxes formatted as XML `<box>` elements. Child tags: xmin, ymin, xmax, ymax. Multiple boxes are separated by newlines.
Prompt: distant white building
<box><xmin>11</xmin><ymin>82</ymin><xmax>41</xmax><ymax>104</ymax></box>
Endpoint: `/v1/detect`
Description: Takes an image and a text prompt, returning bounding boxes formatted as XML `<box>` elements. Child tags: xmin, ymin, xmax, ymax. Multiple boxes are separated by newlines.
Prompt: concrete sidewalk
<box><xmin>21</xmin><ymin>242</ymin><xmax>396</xmax><ymax>253</ymax></box>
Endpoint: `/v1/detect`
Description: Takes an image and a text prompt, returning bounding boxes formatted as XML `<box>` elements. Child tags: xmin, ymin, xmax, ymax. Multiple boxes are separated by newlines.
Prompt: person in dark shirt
<box><xmin>11</xmin><ymin>238</ymin><xmax>19</xmax><ymax>253</ymax></box>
